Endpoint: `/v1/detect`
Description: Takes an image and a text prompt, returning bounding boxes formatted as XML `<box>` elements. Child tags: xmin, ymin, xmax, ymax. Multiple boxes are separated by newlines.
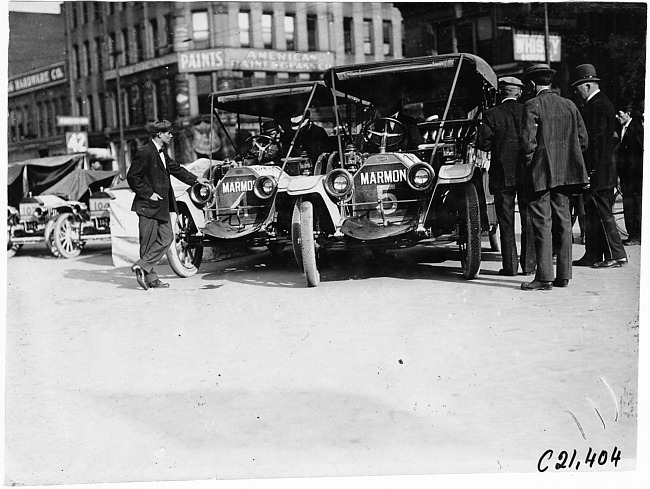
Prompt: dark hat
<box><xmin>291</xmin><ymin>111</ymin><xmax>310</xmax><ymax>130</ymax></box>
<box><xmin>261</xmin><ymin>120</ymin><xmax>281</xmax><ymax>134</ymax></box>
<box><xmin>616</xmin><ymin>99</ymin><xmax>633</xmax><ymax>112</ymax></box>
<box><xmin>498</xmin><ymin>76</ymin><xmax>524</xmax><ymax>88</ymax></box>
<box><xmin>522</xmin><ymin>63</ymin><xmax>556</xmax><ymax>81</ymax></box>
<box><xmin>571</xmin><ymin>64</ymin><xmax>601</xmax><ymax>87</ymax></box>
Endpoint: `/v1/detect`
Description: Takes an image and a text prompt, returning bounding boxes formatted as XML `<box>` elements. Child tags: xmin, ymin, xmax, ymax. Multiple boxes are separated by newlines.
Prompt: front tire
<box><xmin>44</xmin><ymin>219</ymin><xmax>60</xmax><ymax>257</ymax></box>
<box><xmin>459</xmin><ymin>183</ymin><xmax>481</xmax><ymax>279</ymax></box>
<box><xmin>167</xmin><ymin>209</ymin><xmax>203</xmax><ymax>278</ymax></box>
<box><xmin>291</xmin><ymin>199</ymin><xmax>320</xmax><ymax>287</ymax></box>
<box><xmin>53</xmin><ymin>213</ymin><xmax>82</xmax><ymax>259</ymax></box>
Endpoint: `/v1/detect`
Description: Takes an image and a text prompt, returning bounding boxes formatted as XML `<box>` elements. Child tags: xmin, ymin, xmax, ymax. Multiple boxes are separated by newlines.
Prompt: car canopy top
<box><xmin>323</xmin><ymin>54</ymin><xmax>498</xmax><ymax>118</ymax></box>
<box><xmin>7</xmin><ymin>154</ymin><xmax>88</xmax><ymax>207</ymax></box>
<box><xmin>213</xmin><ymin>81</ymin><xmax>362</xmax><ymax>121</ymax></box>
<box><xmin>40</xmin><ymin>168</ymin><xmax>118</xmax><ymax>201</ymax></box>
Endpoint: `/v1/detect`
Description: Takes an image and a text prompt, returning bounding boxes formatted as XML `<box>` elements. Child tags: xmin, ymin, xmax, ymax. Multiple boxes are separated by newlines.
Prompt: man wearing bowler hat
<box><xmin>286</xmin><ymin>110</ymin><xmax>330</xmax><ymax>165</ymax></box>
<box><xmin>477</xmin><ymin>76</ymin><xmax>536</xmax><ymax>276</ymax></box>
<box><xmin>519</xmin><ymin>63</ymin><xmax>590</xmax><ymax>290</ymax></box>
<box><xmin>571</xmin><ymin>64</ymin><xmax>628</xmax><ymax>268</ymax></box>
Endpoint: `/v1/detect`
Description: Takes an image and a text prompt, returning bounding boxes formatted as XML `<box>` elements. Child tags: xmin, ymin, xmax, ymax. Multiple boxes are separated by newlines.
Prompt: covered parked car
<box><xmin>290</xmin><ymin>54</ymin><xmax>499</xmax><ymax>286</ymax></box>
<box><xmin>167</xmin><ymin>81</ymin><xmax>362</xmax><ymax>277</ymax></box>
<box><xmin>7</xmin><ymin>154</ymin><xmax>117</xmax><ymax>258</ymax></box>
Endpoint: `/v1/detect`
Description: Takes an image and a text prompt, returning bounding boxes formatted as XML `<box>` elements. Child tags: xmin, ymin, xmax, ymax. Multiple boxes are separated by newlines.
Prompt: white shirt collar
<box><xmin>586</xmin><ymin>88</ymin><xmax>601</xmax><ymax>103</ymax></box>
<box><xmin>501</xmin><ymin>96</ymin><xmax>518</xmax><ymax>103</ymax></box>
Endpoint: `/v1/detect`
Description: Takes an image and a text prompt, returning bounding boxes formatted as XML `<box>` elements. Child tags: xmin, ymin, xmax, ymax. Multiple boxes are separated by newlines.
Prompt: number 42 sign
<box><xmin>66</xmin><ymin>131</ymin><xmax>88</xmax><ymax>153</ymax></box>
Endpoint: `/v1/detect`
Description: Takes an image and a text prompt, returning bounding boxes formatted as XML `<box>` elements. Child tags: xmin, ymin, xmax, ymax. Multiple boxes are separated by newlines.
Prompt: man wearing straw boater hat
<box><xmin>477</xmin><ymin>76</ymin><xmax>536</xmax><ymax>277</ymax></box>
<box><xmin>571</xmin><ymin>64</ymin><xmax>628</xmax><ymax>268</ymax></box>
<box><xmin>519</xmin><ymin>63</ymin><xmax>589</xmax><ymax>291</ymax></box>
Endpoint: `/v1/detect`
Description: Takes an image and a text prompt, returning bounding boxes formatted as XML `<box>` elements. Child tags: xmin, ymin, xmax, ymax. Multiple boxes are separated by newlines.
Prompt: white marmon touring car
<box><xmin>289</xmin><ymin>53</ymin><xmax>500</xmax><ymax>286</ymax></box>
<box><xmin>166</xmin><ymin>81</ymin><xmax>365</xmax><ymax>278</ymax></box>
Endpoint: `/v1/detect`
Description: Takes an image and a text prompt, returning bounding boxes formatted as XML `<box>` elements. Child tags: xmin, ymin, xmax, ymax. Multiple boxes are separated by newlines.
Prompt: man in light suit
<box><xmin>477</xmin><ymin>76</ymin><xmax>536</xmax><ymax>277</ymax></box>
<box><xmin>127</xmin><ymin>120</ymin><xmax>207</xmax><ymax>290</ymax></box>
<box><xmin>519</xmin><ymin>64</ymin><xmax>590</xmax><ymax>290</ymax></box>
<box><xmin>571</xmin><ymin>64</ymin><xmax>628</xmax><ymax>268</ymax></box>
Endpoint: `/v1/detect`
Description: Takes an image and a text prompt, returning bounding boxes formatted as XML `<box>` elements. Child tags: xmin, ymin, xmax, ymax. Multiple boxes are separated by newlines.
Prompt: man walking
<box><xmin>519</xmin><ymin>64</ymin><xmax>590</xmax><ymax>290</ymax></box>
<box><xmin>477</xmin><ymin>76</ymin><xmax>535</xmax><ymax>276</ymax></box>
<box><xmin>614</xmin><ymin>102</ymin><xmax>643</xmax><ymax>245</ymax></box>
<box><xmin>127</xmin><ymin>119</ymin><xmax>206</xmax><ymax>290</ymax></box>
<box><xmin>571</xmin><ymin>64</ymin><xmax>628</xmax><ymax>268</ymax></box>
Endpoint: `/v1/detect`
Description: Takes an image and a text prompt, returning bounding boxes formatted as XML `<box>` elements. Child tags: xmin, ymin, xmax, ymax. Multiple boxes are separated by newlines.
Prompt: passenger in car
<box><xmin>284</xmin><ymin>110</ymin><xmax>330</xmax><ymax>165</ymax></box>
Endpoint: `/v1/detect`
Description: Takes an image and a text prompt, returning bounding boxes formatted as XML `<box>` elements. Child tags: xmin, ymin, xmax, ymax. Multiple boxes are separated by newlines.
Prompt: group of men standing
<box><xmin>478</xmin><ymin>63</ymin><xmax>642</xmax><ymax>291</ymax></box>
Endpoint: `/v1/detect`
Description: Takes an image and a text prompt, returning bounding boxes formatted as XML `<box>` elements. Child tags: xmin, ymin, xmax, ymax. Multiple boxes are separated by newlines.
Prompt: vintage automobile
<box><xmin>290</xmin><ymin>53</ymin><xmax>499</xmax><ymax>286</ymax></box>
<box><xmin>166</xmin><ymin>81</ymin><xmax>362</xmax><ymax>277</ymax></box>
<box><xmin>7</xmin><ymin>154</ymin><xmax>117</xmax><ymax>258</ymax></box>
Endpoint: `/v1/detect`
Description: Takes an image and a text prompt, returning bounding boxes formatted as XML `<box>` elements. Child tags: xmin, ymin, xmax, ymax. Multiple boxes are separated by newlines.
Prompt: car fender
<box><xmin>435</xmin><ymin>163</ymin><xmax>476</xmax><ymax>185</ymax></box>
<box><xmin>174</xmin><ymin>191</ymin><xmax>206</xmax><ymax>230</ymax></box>
<box><xmin>288</xmin><ymin>178</ymin><xmax>341</xmax><ymax>227</ymax></box>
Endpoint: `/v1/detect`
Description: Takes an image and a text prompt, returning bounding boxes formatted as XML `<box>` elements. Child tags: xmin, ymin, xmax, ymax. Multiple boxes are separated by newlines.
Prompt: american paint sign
<box><xmin>179</xmin><ymin>48</ymin><xmax>334</xmax><ymax>73</ymax></box>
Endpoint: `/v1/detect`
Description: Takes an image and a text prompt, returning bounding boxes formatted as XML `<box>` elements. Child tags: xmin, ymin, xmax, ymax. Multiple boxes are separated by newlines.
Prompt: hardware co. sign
<box><xmin>8</xmin><ymin>63</ymin><xmax>67</xmax><ymax>95</ymax></box>
<box><xmin>178</xmin><ymin>48</ymin><xmax>334</xmax><ymax>73</ymax></box>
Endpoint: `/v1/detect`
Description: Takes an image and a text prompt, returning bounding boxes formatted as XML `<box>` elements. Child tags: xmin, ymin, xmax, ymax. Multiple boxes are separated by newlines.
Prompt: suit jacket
<box><xmin>615</xmin><ymin>118</ymin><xmax>644</xmax><ymax>179</ymax></box>
<box><xmin>580</xmin><ymin>91</ymin><xmax>619</xmax><ymax>190</ymax></box>
<box><xmin>520</xmin><ymin>89</ymin><xmax>589</xmax><ymax>193</ymax></box>
<box><xmin>476</xmin><ymin>99</ymin><xmax>525</xmax><ymax>193</ymax></box>
<box><xmin>127</xmin><ymin>141</ymin><xmax>197</xmax><ymax>221</ymax></box>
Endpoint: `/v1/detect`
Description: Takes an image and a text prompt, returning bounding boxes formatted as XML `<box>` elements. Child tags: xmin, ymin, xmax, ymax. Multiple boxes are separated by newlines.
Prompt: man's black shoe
<box><xmin>520</xmin><ymin>270</ymin><xmax>536</xmax><ymax>276</ymax></box>
<box><xmin>132</xmin><ymin>265</ymin><xmax>149</xmax><ymax>290</ymax></box>
<box><xmin>521</xmin><ymin>280</ymin><xmax>553</xmax><ymax>291</ymax></box>
<box><xmin>553</xmin><ymin>279</ymin><xmax>569</xmax><ymax>287</ymax></box>
<box><xmin>623</xmin><ymin>239</ymin><xmax>641</xmax><ymax>246</ymax></box>
<box><xmin>498</xmin><ymin>269</ymin><xmax>517</xmax><ymax>276</ymax></box>
<box><xmin>572</xmin><ymin>257</ymin><xmax>595</xmax><ymax>267</ymax></box>
<box><xmin>592</xmin><ymin>258</ymin><xmax>627</xmax><ymax>268</ymax></box>
<box><xmin>148</xmin><ymin>279</ymin><xmax>170</xmax><ymax>288</ymax></box>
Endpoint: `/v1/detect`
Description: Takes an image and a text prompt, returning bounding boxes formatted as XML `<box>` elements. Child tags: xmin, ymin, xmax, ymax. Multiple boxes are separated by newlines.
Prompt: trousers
<box><xmin>135</xmin><ymin>215</ymin><xmax>174</xmax><ymax>284</ymax></box>
<box><xmin>583</xmin><ymin>188</ymin><xmax>627</xmax><ymax>261</ymax></box>
<box><xmin>494</xmin><ymin>188</ymin><xmax>536</xmax><ymax>274</ymax></box>
<box><xmin>527</xmin><ymin>188</ymin><xmax>572</xmax><ymax>282</ymax></box>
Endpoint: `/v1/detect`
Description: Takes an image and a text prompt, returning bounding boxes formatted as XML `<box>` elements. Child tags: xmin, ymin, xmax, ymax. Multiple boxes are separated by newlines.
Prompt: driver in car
<box><xmin>360</xmin><ymin>90</ymin><xmax>423</xmax><ymax>152</ymax></box>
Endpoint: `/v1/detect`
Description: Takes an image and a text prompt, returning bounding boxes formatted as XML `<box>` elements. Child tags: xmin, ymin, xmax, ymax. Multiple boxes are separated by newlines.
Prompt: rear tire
<box><xmin>53</xmin><ymin>213</ymin><xmax>82</xmax><ymax>259</ymax></box>
<box><xmin>292</xmin><ymin>199</ymin><xmax>320</xmax><ymax>287</ymax></box>
<box><xmin>167</xmin><ymin>209</ymin><xmax>203</xmax><ymax>278</ymax></box>
<box><xmin>459</xmin><ymin>183</ymin><xmax>481</xmax><ymax>279</ymax></box>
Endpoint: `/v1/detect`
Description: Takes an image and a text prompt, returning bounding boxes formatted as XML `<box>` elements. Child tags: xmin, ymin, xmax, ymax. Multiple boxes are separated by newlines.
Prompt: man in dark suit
<box><xmin>615</xmin><ymin>102</ymin><xmax>643</xmax><ymax>245</ymax></box>
<box><xmin>571</xmin><ymin>64</ymin><xmax>628</xmax><ymax>268</ymax></box>
<box><xmin>519</xmin><ymin>64</ymin><xmax>590</xmax><ymax>290</ymax></box>
<box><xmin>477</xmin><ymin>76</ymin><xmax>536</xmax><ymax>276</ymax></box>
<box><xmin>127</xmin><ymin>120</ymin><xmax>206</xmax><ymax>290</ymax></box>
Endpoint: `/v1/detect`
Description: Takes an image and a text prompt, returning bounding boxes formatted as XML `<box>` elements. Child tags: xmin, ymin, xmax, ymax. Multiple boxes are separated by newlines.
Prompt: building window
<box><xmin>121</xmin><ymin>29</ymin><xmax>130</xmax><ymax>64</ymax></box>
<box><xmin>98</xmin><ymin>93</ymin><xmax>106</xmax><ymax>130</ymax></box>
<box><xmin>72</xmin><ymin>44</ymin><xmax>80</xmax><ymax>78</ymax></box>
<box><xmin>192</xmin><ymin>10</ymin><xmax>209</xmax><ymax>49</ymax></box>
<box><xmin>82</xmin><ymin>41</ymin><xmax>90</xmax><ymax>76</ymax></box>
<box><xmin>87</xmin><ymin>95</ymin><xmax>94</xmax><ymax>132</ymax></box>
<box><xmin>363</xmin><ymin>19</ymin><xmax>374</xmax><ymax>55</ymax></box>
<box><xmin>95</xmin><ymin>37</ymin><xmax>103</xmax><ymax>72</ymax></box>
<box><xmin>157</xmin><ymin>79</ymin><xmax>173</xmax><ymax>120</ymax></box>
<box><xmin>134</xmin><ymin>23</ymin><xmax>144</xmax><ymax>62</ymax></box>
<box><xmin>164</xmin><ymin>14</ymin><xmax>174</xmax><ymax>49</ymax></box>
<box><xmin>307</xmin><ymin>15</ymin><xmax>317</xmax><ymax>52</ymax></box>
<box><xmin>108</xmin><ymin>33</ymin><xmax>117</xmax><ymax>68</ymax></box>
<box><xmin>382</xmin><ymin>20</ymin><xmax>393</xmax><ymax>56</ymax></box>
<box><xmin>435</xmin><ymin>24</ymin><xmax>454</xmax><ymax>54</ymax></box>
<box><xmin>196</xmin><ymin>74</ymin><xmax>213</xmax><ymax>114</ymax></box>
<box><xmin>92</xmin><ymin>1</ymin><xmax>101</xmax><ymax>21</ymax></box>
<box><xmin>82</xmin><ymin>3</ymin><xmax>88</xmax><ymax>24</ymax></box>
<box><xmin>285</xmin><ymin>14</ymin><xmax>295</xmax><ymax>51</ymax></box>
<box><xmin>150</xmin><ymin>18</ymin><xmax>159</xmax><ymax>55</ymax></box>
<box><xmin>262</xmin><ymin>13</ymin><xmax>273</xmax><ymax>49</ymax></box>
<box><xmin>238</xmin><ymin>11</ymin><xmax>250</xmax><ymax>47</ymax></box>
<box><xmin>344</xmin><ymin>17</ymin><xmax>354</xmax><ymax>54</ymax></box>
<box><xmin>72</xmin><ymin>3</ymin><xmax>78</xmax><ymax>28</ymax></box>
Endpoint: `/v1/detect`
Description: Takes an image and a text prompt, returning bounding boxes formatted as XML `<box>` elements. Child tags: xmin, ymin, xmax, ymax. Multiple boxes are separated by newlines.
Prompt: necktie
<box><xmin>158</xmin><ymin>147</ymin><xmax>167</xmax><ymax>168</ymax></box>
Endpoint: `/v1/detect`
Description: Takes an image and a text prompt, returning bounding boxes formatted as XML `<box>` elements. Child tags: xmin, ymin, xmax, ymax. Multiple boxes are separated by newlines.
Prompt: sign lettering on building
<box><xmin>513</xmin><ymin>31</ymin><xmax>561</xmax><ymax>62</ymax></box>
<box><xmin>8</xmin><ymin>63</ymin><xmax>67</xmax><ymax>95</ymax></box>
<box><xmin>178</xmin><ymin>48</ymin><xmax>335</xmax><ymax>74</ymax></box>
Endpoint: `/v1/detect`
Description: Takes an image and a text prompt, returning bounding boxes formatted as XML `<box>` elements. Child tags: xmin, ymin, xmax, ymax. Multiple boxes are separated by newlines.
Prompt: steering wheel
<box><xmin>362</xmin><ymin>117</ymin><xmax>407</xmax><ymax>151</ymax></box>
<box><xmin>243</xmin><ymin>135</ymin><xmax>280</xmax><ymax>163</ymax></box>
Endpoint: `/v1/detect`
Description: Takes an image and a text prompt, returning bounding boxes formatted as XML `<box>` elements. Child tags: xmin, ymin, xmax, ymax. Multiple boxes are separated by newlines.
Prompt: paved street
<box><xmin>4</xmin><ymin>238</ymin><xmax>642</xmax><ymax>486</ymax></box>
